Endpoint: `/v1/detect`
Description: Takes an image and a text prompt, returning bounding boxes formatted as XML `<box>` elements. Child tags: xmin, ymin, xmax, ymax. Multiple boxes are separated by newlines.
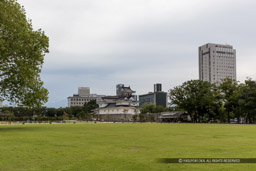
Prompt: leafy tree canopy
<box><xmin>219</xmin><ymin>78</ymin><xmax>239</xmax><ymax>122</ymax></box>
<box><xmin>83</xmin><ymin>99</ymin><xmax>99</xmax><ymax>114</ymax></box>
<box><xmin>140</xmin><ymin>103</ymin><xmax>155</xmax><ymax>114</ymax></box>
<box><xmin>169</xmin><ymin>80</ymin><xmax>219</xmax><ymax>122</ymax></box>
<box><xmin>0</xmin><ymin>0</ymin><xmax>49</xmax><ymax>107</ymax></box>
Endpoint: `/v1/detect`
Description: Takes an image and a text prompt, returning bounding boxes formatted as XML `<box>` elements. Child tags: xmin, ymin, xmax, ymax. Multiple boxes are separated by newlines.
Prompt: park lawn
<box><xmin>0</xmin><ymin>123</ymin><xmax>256</xmax><ymax>171</ymax></box>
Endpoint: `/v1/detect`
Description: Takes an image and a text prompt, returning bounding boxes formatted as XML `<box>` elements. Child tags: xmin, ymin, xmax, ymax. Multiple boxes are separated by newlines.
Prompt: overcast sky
<box><xmin>18</xmin><ymin>0</ymin><xmax>256</xmax><ymax>107</ymax></box>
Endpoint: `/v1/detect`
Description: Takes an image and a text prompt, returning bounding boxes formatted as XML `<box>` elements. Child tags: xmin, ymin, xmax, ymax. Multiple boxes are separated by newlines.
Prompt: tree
<box><xmin>62</xmin><ymin>112</ymin><xmax>69</xmax><ymax>120</ymax></box>
<box><xmin>140</xmin><ymin>103</ymin><xmax>155</xmax><ymax>114</ymax></box>
<box><xmin>77</xmin><ymin>111</ymin><xmax>86</xmax><ymax>120</ymax></box>
<box><xmin>56</xmin><ymin>108</ymin><xmax>65</xmax><ymax>117</ymax></box>
<box><xmin>149</xmin><ymin>114</ymin><xmax>155</xmax><ymax>122</ymax></box>
<box><xmin>0</xmin><ymin>0</ymin><xmax>49</xmax><ymax>107</ymax></box>
<box><xmin>71</xmin><ymin>106</ymin><xmax>83</xmax><ymax>117</ymax></box>
<box><xmin>83</xmin><ymin>99</ymin><xmax>99</xmax><ymax>114</ymax></box>
<box><xmin>139</xmin><ymin>113</ymin><xmax>145</xmax><ymax>122</ymax></box>
<box><xmin>153</xmin><ymin>105</ymin><xmax>166</xmax><ymax>113</ymax></box>
<box><xmin>132</xmin><ymin>114</ymin><xmax>137</xmax><ymax>122</ymax></box>
<box><xmin>219</xmin><ymin>78</ymin><xmax>239</xmax><ymax>123</ymax></box>
<box><xmin>85</xmin><ymin>113</ymin><xmax>91</xmax><ymax>121</ymax></box>
<box><xmin>46</xmin><ymin>108</ymin><xmax>57</xmax><ymax>117</ymax></box>
<box><xmin>169</xmin><ymin>80</ymin><xmax>218</xmax><ymax>122</ymax></box>
<box><xmin>236</xmin><ymin>78</ymin><xmax>256</xmax><ymax>123</ymax></box>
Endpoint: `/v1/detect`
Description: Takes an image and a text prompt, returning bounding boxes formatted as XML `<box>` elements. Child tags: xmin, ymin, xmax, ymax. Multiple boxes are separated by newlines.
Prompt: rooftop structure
<box><xmin>78</xmin><ymin>87</ymin><xmax>90</xmax><ymax>97</ymax></box>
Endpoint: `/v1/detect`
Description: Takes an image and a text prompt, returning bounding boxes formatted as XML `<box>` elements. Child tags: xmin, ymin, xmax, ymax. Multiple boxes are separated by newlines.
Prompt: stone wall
<box><xmin>97</xmin><ymin>114</ymin><xmax>133</xmax><ymax>122</ymax></box>
<box><xmin>97</xmin><ymin>113</ymin><xmax>161</xmax><ymax>122</ymax></box>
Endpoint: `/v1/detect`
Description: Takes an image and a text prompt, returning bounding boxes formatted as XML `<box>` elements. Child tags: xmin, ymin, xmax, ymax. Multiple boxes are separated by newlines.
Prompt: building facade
<box><xmin>139</xmin><ymin>83</ymin><xmax>168</xmax><ymax>107</ymax></box>
<box><xmin>67</xmin><ymin>87</ymin><xmax>105</xmax><ymax>107</ymax></box>
<box><xmin>199</xmin><ymin>43</ymin><xmax>236</xmax><ymax>83</ymax></box>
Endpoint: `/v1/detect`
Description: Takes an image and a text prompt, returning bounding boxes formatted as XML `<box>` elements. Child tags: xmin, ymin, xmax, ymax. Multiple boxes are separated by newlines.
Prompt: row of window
<box><xmin>70</xmin><ymin>98</ymin><xmax>94</xmax><ymax>102</ymax></box>
<box><xmin>215</xmin><ymin>48</ymin><xmax>234</xmax><ymax>53</ymax></box>
<box><xmin>214</xmin><ymin>55</ymin><xmax>234</xmax><ymax>58</ymax></box>
<box><xmin>202</xmin><ymin>64</ymin><xmax>235</xmax><ymax>68</ymax></box>
<box><xmin>216</xmin><ymin>51</ymin><xmax>234</xmax><ymax>55</ymax></box>
<box><xmin>70</xmin><ymin>102</ymin><xmax>84</xmax><ymax>105</ymax></box>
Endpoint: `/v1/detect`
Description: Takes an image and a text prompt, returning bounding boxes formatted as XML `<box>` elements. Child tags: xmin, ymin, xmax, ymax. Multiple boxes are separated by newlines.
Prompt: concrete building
<box><xmin>96</xmin><ymin>85</ymin><xmax>140</xmax><ymax>122</ymax></box>
<box><xmin>139</xmin><ymin>83</ymin><xmax>168</xmax><ymax>107</ymax></box>
<box><xmin>199</xmin><ymin>43</ymin><xmax>236</xmax><ymax>83</ymax></box>
<box><xmin>78</xmin><ymin>87</ymin><xmax>90</xmax><ymax>97</ymax></box>
<box><xmin>67</xmin><ymin>87</ymin><xmax>105</xmax><ymax>107</ymax></box>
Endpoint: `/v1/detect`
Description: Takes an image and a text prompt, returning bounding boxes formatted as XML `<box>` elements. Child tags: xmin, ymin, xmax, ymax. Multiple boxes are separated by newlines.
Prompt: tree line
<box><xmin>169</xmin><ymin>78</ymin><xmax>256</xmax><ymax>124</ymax></box>
<box><xmin>0</xmin><ymin>100</ymin><xmax>98</xmax><ymax>121</ymax></box>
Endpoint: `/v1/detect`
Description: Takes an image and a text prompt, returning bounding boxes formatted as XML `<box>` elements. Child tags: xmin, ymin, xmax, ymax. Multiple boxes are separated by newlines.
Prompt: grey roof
<box><xmin>122</xmin><ymin>87</ymin><xmax>135</xmax><ymax>93</ymax></box>
<box><xmin>100</xmin><ymin>103</ymin><xmax>132</xmax><ymax>109</ymax></box>
<box><xmin>102</xmin><ymin>96</ymin><xmax>136</xmax><ymax>101</ymax></box>
<box><xmin>139</xmin><ymin>92</ymin><xmax>154</xmax><ymax>97</ymax></box>
<box><xmin>159</xmin><ymin>112</ymin><xmax>186</xmax><ymax>119</ymax></box>
<box><xmin>102</xmin><ymin>96</ymin><xmax>119</xmax><ymax>100</ymax></box>
<box><xmin>105</xmin><ymin>103</ymin><xmax>116</xmax><ymax>108</ymax></box>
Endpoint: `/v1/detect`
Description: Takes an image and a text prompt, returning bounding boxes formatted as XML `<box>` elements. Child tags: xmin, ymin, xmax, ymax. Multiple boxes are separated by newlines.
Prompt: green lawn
<box><xmin>1</xmin><ymin>123</ymin><xmax>256</xmax><ymax>171</ymax></box>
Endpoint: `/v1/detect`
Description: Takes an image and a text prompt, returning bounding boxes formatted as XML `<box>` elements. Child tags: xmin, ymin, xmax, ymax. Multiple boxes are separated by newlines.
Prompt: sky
<box><xmin>17</xmin><ymin>0</ymin><xmax>256</xmax><ymax>107</ymax></box>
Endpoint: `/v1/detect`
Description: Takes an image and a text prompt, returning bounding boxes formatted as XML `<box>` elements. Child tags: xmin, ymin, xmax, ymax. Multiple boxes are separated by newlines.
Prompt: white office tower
<box><xmin>199</xmin><ymin>43</ymin><xmax>236</xmax><ymax>83</ymax></box>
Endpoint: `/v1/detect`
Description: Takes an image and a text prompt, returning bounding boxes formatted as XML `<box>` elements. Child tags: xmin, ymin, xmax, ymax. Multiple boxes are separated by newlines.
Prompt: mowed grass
<box><xmin>1</xmin><ymin>123</ymin><xmax>256</xmax><ymax>171</ymax></box>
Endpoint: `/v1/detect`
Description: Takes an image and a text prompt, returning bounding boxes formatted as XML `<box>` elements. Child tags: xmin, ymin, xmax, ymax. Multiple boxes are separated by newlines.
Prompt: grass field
<box><xmin>1</xmin><ymin>123</ymin><xmax>256</xmax><ymax>171</ymax></box>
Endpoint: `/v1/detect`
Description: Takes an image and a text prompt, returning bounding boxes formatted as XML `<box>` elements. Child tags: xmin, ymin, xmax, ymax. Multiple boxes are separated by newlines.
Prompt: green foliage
<box><xmin>70</xmin><ymin>106</ymin><xmax>83</xmax><ymax>117</ymax></box>
<box><xmin>153</xmin><ymin>105</ymin><xmax>166</xmax><ymax>113</ymax></box>
<box><xmin>169</xmin><ymin>78</ymin><xmax>256</xmax><ymax>123</ymax></box>
<box><xmin>236</xmin><ymin>78</ymin><xmax>256</xmax><ymax>123</ymax></box>
<box><xmin>77</xmin><ymin>111</ymin><xmax>86</xmax><ymax>120</ymax></box>
<box><xmin>2</xmin><ymin>109</ymin><xmax>11</xmax><ymax>115</ymax></box>
<box><xmin>62</xmin><ymin>112</ymin><xmax>69</xmax><ymax>120</ymax></box>
<box><xmin>0</xmin><ymin>0</ymin><xmax>49</xmax><ymax>107</ymax></box>
<box><xmin>139</xmin><ymin>113</ymin><xmax>145</xmax><ymax>122</ymax></box>
<box><xmin>83</xmin><ymin>99</ymin><xmax>99</xmax><ymax>114</ymax></box>
<box><xmin>170</xmin><ymin>80</ymin><xmax>218</xmax><ymax>122</ymax></box>
<box><xmin>132</xmin><ymin>114</ymin><xmax>137</xmax><ymax>122</ymax></box>
<box><xmin>46</xmin><ymin>108</ymin><xmax>57</xmax><ymax>117</ymax></box>
<box><xmin>56</xmin><ymin>108</ymin><xmax>65</xmax><ymax>117</ymax></box>
<box><xmin>219</xmin><ymin>78</ymin><xmax>239</xmax><ymax>123</ymax></box>
<box><xmin>85</xmin><ymin>113</ymin><xmax>91</xmax><ymax>121</ymax></box>
<box><xmin>140</xmin><ymin>103</ymin><xmax>156</xmax><ymax>114</ymax></box>
<box><xmin>149</xmin><ymin>114</ymin><xmax>155</xmax><ymax>122</ymax></box>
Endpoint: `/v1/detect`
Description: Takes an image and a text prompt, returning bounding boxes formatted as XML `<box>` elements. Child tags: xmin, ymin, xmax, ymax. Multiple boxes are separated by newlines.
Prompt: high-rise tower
<box><xmin>199</xmin><ymin>43</ymin><xmax>236</xmax><ymax>83</ymax></box>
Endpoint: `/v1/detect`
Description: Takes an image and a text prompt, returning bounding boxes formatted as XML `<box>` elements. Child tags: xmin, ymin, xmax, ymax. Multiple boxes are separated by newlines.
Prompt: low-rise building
<box><xmin>67</xmin><ymin>87</ymin><xmax>105</xmax><ymax>107</ymax></box>
<box><xmin>158</xmin><ymin>112</ymin><xmax>190</xmax><ymax>122</ymax></box>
